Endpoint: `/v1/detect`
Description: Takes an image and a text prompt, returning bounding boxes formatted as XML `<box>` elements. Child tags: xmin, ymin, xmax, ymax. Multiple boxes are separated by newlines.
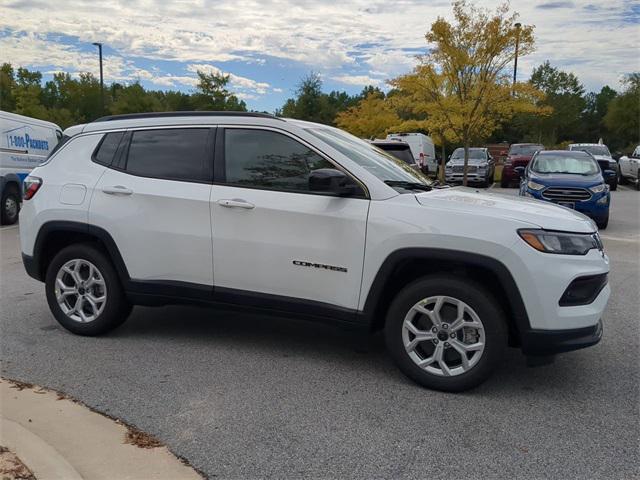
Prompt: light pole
<box><xmin>92</xmin><ymin>42</ymin><xmax>104</xmax><ymax>115</ymax></box>
<box><xmin>513</xmin><ymin>23</ymin><xmax>521</xmax><ymax>88</ymax></box>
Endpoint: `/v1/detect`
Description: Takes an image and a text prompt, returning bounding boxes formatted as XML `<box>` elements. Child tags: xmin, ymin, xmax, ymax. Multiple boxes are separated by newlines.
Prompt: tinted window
<box><xmin>126</xmin><ymin>129</ymin><xmax>210</xmax><ymax>181</ymax></box>
<box><xmin>375</xmin><ymin>145</ymin><xmax>415</xmax><ymax>165</ymax></box>
<box><xmin>93</xmin><ymin>132</ymin><xmax>124</xmax><ymax>165</ymax></box>
<box><xmin>224</xmin><ymin>129</ymin><xmax>335</xmax><ymax>191</ymax></box>
<box><xmin>509</xmin><ymin>144</ymin><xmax>544</xmax><ymax>156</ymax></box>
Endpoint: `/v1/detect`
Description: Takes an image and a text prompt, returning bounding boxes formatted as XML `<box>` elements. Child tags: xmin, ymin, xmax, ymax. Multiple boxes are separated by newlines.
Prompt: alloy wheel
<box><xmin>55</xmin><ymin>259</ymin><xmax>107</xmax><ymax>323</ymax></box>
<box><xmin>402</xmin><ymin>295</ymin><xmax>486</xmax><ymax>376</ymax></box>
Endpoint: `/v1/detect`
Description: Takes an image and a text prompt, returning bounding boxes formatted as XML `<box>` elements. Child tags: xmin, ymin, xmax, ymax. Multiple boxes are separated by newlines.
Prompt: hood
<box><xmin>414</xmin><ymin>187</ymin><xmax>595</xmax><ymax>233</ymax></box>
<box><xmin>529</xmin><ymin>172</ymin><xmax>604</xmax><ymax>187</ymax></box>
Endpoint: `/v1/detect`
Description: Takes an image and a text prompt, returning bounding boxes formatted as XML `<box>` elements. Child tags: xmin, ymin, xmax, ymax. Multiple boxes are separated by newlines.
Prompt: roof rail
<box><xmin>92</xmin><ymin>111</ymin><xmax>281</xmax><ymax>123</ymax></box>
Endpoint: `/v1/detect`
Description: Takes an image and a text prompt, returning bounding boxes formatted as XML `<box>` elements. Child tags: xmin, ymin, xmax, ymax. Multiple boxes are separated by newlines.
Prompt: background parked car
<box><xmin>500</xmin><ymin>143</ymin><xmax>545</xmax><ymax>188</ymax></box>
<box><xmin>385</xmin><ymin>133</ymin><xmax>436</xmax><ymax>174</ymax></box>
<box><xmin>568</xmin><ymin>143</ymin><xmax>618</xmax><ymax>191</ymax></box>
<box><xmin>518</xmin><ymin>150</ymin><xmax>610</xmax><ymax>229</ymax></box>
<box><xmin>445</xmin><ymin>147</ymin><xmax>495</xmax><ymax>187</ymax></box>
<box><xmin>617</xmin><ymin>145</ymin><xmax>640</xmax><ymax>190</ymax></box>
<box><xmin>370</xmin><ymin>140</ymin><xmax>419</xmax><ymax>170</ymax></box>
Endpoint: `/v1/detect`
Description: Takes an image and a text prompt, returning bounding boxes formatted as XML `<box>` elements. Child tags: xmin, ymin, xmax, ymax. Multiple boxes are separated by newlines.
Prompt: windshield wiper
<box><xmin>384</xmin><ymin>180</ymin><xmax>432</xmax><ymax>192</ymax></box>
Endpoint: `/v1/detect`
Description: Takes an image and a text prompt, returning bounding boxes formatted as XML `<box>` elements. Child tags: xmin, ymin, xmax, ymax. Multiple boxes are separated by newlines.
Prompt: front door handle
<box><xmin>217</xmin><ymin>198</ymin><xmax>255</xmax><ymax>209</ymax></box>
<box><xmin>102</xmin><ymin>185</ymin><xmax>133</xmax><ymax>195</ymax></box>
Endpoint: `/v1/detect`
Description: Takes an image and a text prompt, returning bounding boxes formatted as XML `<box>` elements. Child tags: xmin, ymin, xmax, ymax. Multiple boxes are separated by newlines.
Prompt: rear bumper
<box><xmin>520</xmin><ymin>319</ymin><xmax>603</xmax><ymax>356</ymax></box>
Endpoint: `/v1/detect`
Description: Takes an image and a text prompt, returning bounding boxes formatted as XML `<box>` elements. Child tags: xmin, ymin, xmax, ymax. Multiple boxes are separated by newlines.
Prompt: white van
<box><xmin>1</xmin><ymin>111</ymin><xmax>62</xmax><ymax>224</ymax></box>
<box><xmin>386</xmin><ymin>133</ymin><xmax>436</xmax><ymax>174</ymax></box>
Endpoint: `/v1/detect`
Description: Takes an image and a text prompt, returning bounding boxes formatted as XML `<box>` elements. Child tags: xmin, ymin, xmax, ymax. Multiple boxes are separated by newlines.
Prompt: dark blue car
<box><xmin>518</xmin><ymin>150</ymin><xmax>610</xmax><ymax>229</ymax></box>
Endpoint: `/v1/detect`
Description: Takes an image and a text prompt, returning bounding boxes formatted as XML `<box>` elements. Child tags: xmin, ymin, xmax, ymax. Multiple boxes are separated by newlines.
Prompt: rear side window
<box><xmin>125</xmin><ymin>129</ymin><xmax>211</xmax><ymax>182</ymax></box>
<box><xmin>93</xmin><ymin>132</ymin><xmax>124</xmax><ymax>165</ymax></box>
<box><xmin>223</xmin><ymin>129</ymin><xmax>335</xmax><ymax>191</ymax></box>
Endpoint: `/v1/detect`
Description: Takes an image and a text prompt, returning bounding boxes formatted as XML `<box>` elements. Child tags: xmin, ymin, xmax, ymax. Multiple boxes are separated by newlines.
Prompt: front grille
<box><xmin>542</xmin><ymin>187</ymin><xmax>591</xmax><ymax>202</ymax></box>
<box><xmin>451</xmin><ymin>165</ymin><xmax>477</xmax><ymax>173</ymax></box>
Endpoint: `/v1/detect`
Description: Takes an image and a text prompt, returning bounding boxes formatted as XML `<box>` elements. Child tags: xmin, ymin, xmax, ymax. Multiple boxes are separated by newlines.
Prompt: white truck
<box><xmin>386</xmin><ymin>133</ymin><xmax>436</xmax><ymax>175</ymax></box>
<box><xmin>618</xmin><ymin>145</ymin><xmax>640</xmax><ymax>189</ymax></box>
<box><xmin>1</xmin><ymin>111</ymin><xmax>62</xmax><ymax>224</ymax></box>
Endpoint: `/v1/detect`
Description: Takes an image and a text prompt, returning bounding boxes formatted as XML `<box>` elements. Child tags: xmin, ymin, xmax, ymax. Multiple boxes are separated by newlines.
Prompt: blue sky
<box><xmin>0</xmin><ymin>0</ymin><xmax>638</xmax><ymax>112</ymax></box>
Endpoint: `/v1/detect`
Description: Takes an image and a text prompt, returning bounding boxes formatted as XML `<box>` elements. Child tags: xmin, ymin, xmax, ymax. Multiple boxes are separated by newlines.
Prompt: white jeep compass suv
<box><xmin>20</xmin><ymin>112</ymin><xmax>610</xmax><ymax>392</ymax></box>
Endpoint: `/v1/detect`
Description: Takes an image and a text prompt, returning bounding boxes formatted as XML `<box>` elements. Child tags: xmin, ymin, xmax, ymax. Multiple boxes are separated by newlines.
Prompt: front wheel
<box><xmin>45</xmin><ymin>244</ymin><xmax>132</xmax><ymax>336</ymax></box>
<box><xmin>596</xmin><ymin>214</ymin><xmax>609</xmax><ymax>230</ymax></box>
<box><xmin>384</xmin><ymin>275</ymin><xmax>507</xmax><ymax>392</ymax></box>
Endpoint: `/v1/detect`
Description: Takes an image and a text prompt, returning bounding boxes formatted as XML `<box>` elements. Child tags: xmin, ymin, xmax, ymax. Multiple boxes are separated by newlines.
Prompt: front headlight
<box><xmin>527</xmin><ymin>180</ymin><xmax>545</xmax><ymax>191</ymax></box>
<box><xmin>518</xmin><ymin>229</ymin><xmax>602</xmax><ymax>255</ymax></box>
<box><xmin>589</xmin><ymin>184</ymin><xmax>608</xmax><ymax>194</ymax></box>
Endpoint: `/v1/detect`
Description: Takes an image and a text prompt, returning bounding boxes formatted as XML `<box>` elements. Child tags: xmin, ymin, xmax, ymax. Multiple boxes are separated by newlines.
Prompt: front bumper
<box><xmin>445</xmin><ymin>171</ymin><xmax>488</xmax><ymax>183</ymax></box>
<box><xmin>524</xmin><ymin>188</ymin><xmax>610</xmax><ymax>221</ymax></box>
<box><xmin>520</xmin><ymin>318</ymin><xmax>603</xmax><ymax>356</ymax></box>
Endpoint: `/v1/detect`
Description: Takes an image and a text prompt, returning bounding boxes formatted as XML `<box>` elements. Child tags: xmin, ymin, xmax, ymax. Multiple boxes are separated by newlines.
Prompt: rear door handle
<box><xmin>217</xmin><ymin>198</ymin><xmax>255</xmax><ymax>209</ymax></box>
<box><xmin>102</xmin><ymin>185</ymin><xmax>133</xmax><ymax>195</ymax></box>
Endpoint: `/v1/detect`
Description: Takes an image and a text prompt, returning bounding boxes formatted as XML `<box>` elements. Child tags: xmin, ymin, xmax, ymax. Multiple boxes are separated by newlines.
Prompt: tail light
<box><xmin>419</xmin><ymin>152</ymin><xmax>425</xmax><ymax>165</ymax></box>
<box><xmin>23</xmin><ymin>176</ymin><xmax>42</xmax><ymax>200</ymax></box>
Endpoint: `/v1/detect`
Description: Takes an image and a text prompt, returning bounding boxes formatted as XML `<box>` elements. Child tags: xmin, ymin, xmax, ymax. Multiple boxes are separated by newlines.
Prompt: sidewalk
<box><xmin>0</xmin><ymin>378</ymin><xmax>201</xmax><ymax>480</ymax></box>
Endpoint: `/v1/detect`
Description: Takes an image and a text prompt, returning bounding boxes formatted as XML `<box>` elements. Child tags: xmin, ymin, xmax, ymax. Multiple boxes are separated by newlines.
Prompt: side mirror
<box><xmin>514</xmin><ymin>166</ymin><xmax>525</xmax><ymax>176</ymax></box>
<box><xmin>309</xmin><ymin>169</ymin><xmax>361</xmax><ymax>196</ymax></box>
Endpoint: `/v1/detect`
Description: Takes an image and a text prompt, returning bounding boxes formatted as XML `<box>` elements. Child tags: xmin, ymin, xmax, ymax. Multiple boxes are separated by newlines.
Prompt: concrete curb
<box><xmin>1</xmin><ymin>418</ymin><xmax>82</xmax><ymax>480</ymax></box>
<box><xmin>0</xmin><ymin>379</ymin><xmax>202</xmax><ymax>480</ymax></box>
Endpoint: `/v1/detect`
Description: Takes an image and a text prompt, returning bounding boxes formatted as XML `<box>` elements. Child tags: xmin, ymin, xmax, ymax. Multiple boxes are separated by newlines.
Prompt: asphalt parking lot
<box><xmin>1</xmin><ymin>185</ymin><xmax>638</xmax><ymax>479</ymax></box>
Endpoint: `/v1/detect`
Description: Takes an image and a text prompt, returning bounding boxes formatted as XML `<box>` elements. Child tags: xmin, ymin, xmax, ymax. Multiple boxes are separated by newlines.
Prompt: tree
<box><xmin>389</xmin><ymin>1</ymin><xmax>542</xmax><ymax>185</ymax></box>
<box><xmin>530</xmin><ymin>61</ymin><xmax>585</xmax><ymax>144</ymax></box>
<box><xmin>336</xmin><ymin>92</ymin><xmax>400</xmax><ymax>138</ymax></box>
<box><xmin>111</xmin><ymin>83</ymin><xmax>162</xmax><ymax>114</ymax></box>
<box><xmin>582</xmin><ymin>86</ymin><xmax>617</xmax><ymax>142</ymax></box>
<box><xmin>0</xmin><ymin>63</ymin><xmax>16</xmax><ymax>111</ymax></box>
<box><xmin>191</xmin><ymin>70</ymin><xmax>246</xmax><ymax>111</ymax></box>
<box><xmin>280</xmin><ymin>73</ymin><xmax>327</xmax><ymax>122</ymax></box>
<box><xmin>604</xmin><ymin>73</ymin><xmax>640</xmax><ymax>152</ymax></box>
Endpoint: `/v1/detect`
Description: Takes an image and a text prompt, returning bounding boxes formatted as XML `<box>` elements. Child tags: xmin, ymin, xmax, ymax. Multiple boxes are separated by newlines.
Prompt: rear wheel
<box><xmin>384</xmin><ymin>275</ymin><xmax>507</xmax><ymax>392</ymax></box>
<box><xmin>618</xmin><ymin>169</ymin><xmax>627</xmax><ymax>185</ymax></box>
<box><xmin>1</xmin><ymin>186</ymin><xmax>20</xmax><ymax>225</ymax></box>
<box><xmin>636</xmin><ymin>170</ymin><xmax>640</xmax><ymax>191</ymax></box>
<box><xmin>45</xmin><ymin>244</ymin><xmax>132</xmax><ymax>336</ymax></box>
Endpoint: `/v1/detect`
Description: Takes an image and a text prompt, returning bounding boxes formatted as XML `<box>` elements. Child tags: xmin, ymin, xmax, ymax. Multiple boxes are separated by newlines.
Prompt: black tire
<box><xmin>596</xmin><ymin>215</ymin><xmax>609</xmax><ymax>230</ymax></box>
<box><xmin>500</xmin><ymin>177</ymin><xmax>509</xmax><ymax>188</ymax></box>
<box><xmin>609</xmin><ymin>178</ymin><xmax>618</xmax><ymax>191</ymax></box>
<box><xmin>45</xmin><ymin>243</ymin><xmax>132</xmax><ymax>336</ymax></box>
<box><xmin>636</xmin><ymin>170</ymin><xmax>640</xmax><ymax>191</ymax></box>
<box><xmin>618</xmin><ymin>170</ymin><xmax>627</xmax><ymax>185</ymax></box>
<box><xmin>384</xmin><ymin>275</ymin><xmax>507</xmax><ymax>392</ymax></box>
<box><xmin>1</xmin><ymin>185</ymin><xmax>20</xmax><ymax>225</ymax></box>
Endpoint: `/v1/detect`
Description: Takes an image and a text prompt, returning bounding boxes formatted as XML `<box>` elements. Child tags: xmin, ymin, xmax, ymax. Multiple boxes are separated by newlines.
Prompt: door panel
<box><xmin>210</xmin><ymin>184</ymin><xmax>369</xmax><ymax>309</ymax></box>
<box><xmin>90</xmin><ymin>168</ymin><xmax>213</xmax><ymax>285</ymax></box>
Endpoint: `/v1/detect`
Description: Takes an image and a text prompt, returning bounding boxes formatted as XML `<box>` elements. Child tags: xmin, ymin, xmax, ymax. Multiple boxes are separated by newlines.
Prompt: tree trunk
<box><xmin>463</xmin><ymin>138</ymin><xmax>470</xmax><ymax>187</ymax></box>
<box><xmin>440</xmin><ymin>142</ymin><xmax>446</xmax><ymax>183</ymax></box>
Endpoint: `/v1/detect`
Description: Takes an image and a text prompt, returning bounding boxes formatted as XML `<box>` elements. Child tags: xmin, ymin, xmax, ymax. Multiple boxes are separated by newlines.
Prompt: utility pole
<box><xmin>92</xmin><ymin>42</ymin><xmax>104</xmax><ymax>115</ymax></box>
<box><xmin>513</xmin><ymin>23</ymin><xmax>521</xmax><ymax>88</ymax></box>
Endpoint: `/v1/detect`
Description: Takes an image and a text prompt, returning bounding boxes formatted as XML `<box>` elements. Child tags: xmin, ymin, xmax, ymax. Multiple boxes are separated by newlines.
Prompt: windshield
<box><xmin>376</xmin><ymin>145</ymin><xmax>416</xmax><ymax>166</ymax></box>
<box><xmin>509</xmin><ymin>144</ymin><xmax>544</xmax><ymax>156</ymax></box>
<box><xmin>307</xmin><ymin>127</ymin><xmax>431</xmax><ymax>189</ymax></box>
<box><xmin>531</xmin><ymin>153</ymin><xmax>599</xmax><ymax>175</ymax></box>
<box><xmin>450</xmin><ymin>148</ymin><xmax>487</xmax><ymax>161</ymax></box>
<box><xmin>570</xmin><ymin>145</ymin><xmax>611</xmax><ymax>157</ymax></box>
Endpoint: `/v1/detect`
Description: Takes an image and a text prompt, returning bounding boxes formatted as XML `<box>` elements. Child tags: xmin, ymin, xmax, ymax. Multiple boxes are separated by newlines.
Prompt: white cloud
<box><xmin>332</xmin><ymin>74</ymin><xmax>383</xmax><ymax>86</ymax></box>
<box><xmin>0</xmin><ymin>0</ymin><xmax>636</xmax><ymax>99</ymax></box>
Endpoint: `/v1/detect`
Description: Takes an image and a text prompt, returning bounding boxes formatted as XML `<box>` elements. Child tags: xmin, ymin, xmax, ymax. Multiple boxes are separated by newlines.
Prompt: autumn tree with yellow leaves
<box><xmin>337</xmin><ymin>1</ymin><xmax>550</xmax><ymax>185</ymax></box>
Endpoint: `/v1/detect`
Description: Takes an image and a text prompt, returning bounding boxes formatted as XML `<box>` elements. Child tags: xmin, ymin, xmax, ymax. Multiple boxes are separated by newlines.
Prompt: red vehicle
<box><xmin>500</xmin><ymin>143</ymin><xmax>545</xmax><ymax>187</ymax></box>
